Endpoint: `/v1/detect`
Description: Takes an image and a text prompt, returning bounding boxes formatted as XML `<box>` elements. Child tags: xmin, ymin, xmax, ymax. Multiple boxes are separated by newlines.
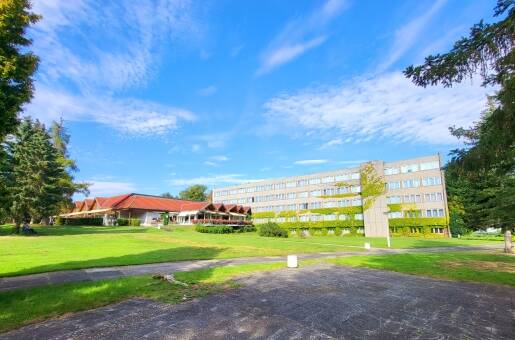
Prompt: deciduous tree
<box><xmin>0</xmin><ymin>0</ymin><xmax>40</xmax><ymax>139</ymax></box>
<box><xmin>179</xmin><ymin>184</ymin><xmax>208</xmax><ymax>202</ymax></box>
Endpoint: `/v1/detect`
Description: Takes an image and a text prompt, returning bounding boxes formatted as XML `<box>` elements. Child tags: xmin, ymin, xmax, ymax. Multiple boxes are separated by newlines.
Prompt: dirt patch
<box><xmin>443</xmin><ymin>260</ymin><xmax>515</xmax><ymax>273</ymax></box>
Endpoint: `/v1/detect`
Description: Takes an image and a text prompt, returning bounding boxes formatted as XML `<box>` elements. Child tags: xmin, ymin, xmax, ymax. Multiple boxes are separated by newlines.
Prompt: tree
<box><xmin>0</xmin><ymin>0</ymin><xmax>40</xmax><ymax>139</ymax></box>
<box><xmin>179</xmin><ymin>184</ymin><xmax>208</xmax><ymax>201</ymax></box>
<box><xmin>6</xmin><ymin>118</ymin><xmax>65</xmax><ymax>231</ymax></box>
<box><xmin>161</xmin><ymin>192</ymin><xmax>176</xmax><ymax>199</ymax></box>
<box><xmin>360</xmin><ymin>163</ymin><xmax>386</xmax><ymax>211</ymax></box>
<box><xmin>50</xmin><ymin>118</ymin><xmax>89</xmax><ymax>213</ymax></box>
<box><xmin>405</xmin><ymin>0</ymin><xmax>514</xmax><ymax>252</ymax></box>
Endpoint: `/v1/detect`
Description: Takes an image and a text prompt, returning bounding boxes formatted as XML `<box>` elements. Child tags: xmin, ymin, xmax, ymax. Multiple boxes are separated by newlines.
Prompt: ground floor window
<box><xmin>431</xmin><ymin>227</ymin><xmax>444</xmax><ymax>234</ymax></box>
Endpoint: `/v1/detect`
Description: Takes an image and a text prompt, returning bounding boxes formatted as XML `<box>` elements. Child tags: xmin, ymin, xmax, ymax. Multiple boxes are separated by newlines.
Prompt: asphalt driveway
<box><xmin>2</xmin><ymin>265</ymin><xmax>514</xmax><ymax>339</ymax></box>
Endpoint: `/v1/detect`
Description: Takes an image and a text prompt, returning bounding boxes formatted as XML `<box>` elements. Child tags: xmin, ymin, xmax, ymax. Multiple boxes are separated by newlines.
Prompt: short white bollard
<box><xmin>364</xmin><ymin>242</ymin><xmax>371</xmax><ymax>250</ymax></box>
<box><xmin>287</xmin><ymin>255</ymin><xmax>298</xmax><ymax>268</ymax></box>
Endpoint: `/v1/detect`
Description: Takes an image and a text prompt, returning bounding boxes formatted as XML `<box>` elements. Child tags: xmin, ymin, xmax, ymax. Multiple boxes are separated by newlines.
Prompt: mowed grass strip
<box><xmin>0</xmin><ymin>262</ymin><xmax>287</xmax><ymax>334</ymax></box>
<box><xmin>330</xmin><ymin>251</ymin><xmax>515</xmax><ymax>286</ymax></box>
<box><xmin>0</xmin><ymin>224</ymin><xmax>500</xmax><ymax>277</ymax></box>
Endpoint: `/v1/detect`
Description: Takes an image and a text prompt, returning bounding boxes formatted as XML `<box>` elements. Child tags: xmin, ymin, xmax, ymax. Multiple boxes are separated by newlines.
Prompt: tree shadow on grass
<box><xmin>0</xmin><ymin>225</ymin><xmax>151</xmax><ymax>237</ymax></box>
<box><xmin>5</xmin><ymin>246</ymin><xmax>226</xmax><ymax>278</ymax></box>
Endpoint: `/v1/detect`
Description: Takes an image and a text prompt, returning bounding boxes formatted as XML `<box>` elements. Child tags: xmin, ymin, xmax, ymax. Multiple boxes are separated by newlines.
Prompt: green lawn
<box><xmin>0</xmin><ymin>224</ymin><xmax>500</xmax><ymax>277</ymax></box>
<box><xmin>0</xmin><ymin>262</ymin><xmax>286</xmax><ymax>333</ymax></box>
<box><xmin>330</xmin><ymin>251</ymin><xmax>515</xmax><ymax>286</ymax></box>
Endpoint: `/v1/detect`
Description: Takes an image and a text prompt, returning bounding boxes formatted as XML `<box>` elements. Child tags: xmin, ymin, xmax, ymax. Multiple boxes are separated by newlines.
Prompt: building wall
<box><xmin>212</xmin><ymin>155</ymin><xmax>449</xmax><ymax>237</ymax></box>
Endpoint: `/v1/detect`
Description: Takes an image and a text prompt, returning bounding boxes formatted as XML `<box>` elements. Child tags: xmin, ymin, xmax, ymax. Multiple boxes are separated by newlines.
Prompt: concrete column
<box><xmin>362</xmin><ymin>161</ymin><xmax>389</xmax><ymax>237</ymax></box>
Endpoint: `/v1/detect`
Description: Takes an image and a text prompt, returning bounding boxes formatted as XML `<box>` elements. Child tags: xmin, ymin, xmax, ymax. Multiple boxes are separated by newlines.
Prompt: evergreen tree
<box><xmin>50</xmin><ymin>119</ymin><xmax>89</xmax><ymax>213</ymax></box>
<box><xmin>405</xmin><ymin>0</ymin><xmax>514</xmax><ymax>252</ymax></box>
<box><xmin>6</xmin><ymin>118</ymin><xmax>64</xmax><ymax>231</ymax></box>
<box><xmin>0</xmin><ymin>0</ymin><xmax>40</xmax><ymax>139</ymax></box>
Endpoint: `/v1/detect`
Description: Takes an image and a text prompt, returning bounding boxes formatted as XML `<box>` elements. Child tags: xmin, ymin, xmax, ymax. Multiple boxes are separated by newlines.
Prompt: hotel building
<box><xmin>212</xmin><ymin>155</ymin><xmax>450</xmax><ymax>237</ymax></box>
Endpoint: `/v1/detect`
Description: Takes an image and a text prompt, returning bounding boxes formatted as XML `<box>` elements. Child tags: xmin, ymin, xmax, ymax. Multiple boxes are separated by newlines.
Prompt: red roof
<box><xmin>71</xmin><ymin>193</ymin><xmax>252</xmax><ymax>214</ymax></box>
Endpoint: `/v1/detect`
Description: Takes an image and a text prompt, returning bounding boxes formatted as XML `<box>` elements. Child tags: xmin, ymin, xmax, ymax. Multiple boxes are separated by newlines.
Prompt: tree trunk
<box><xmin>504</xmin><ymin>229</ymin><xmax>513</xmax><ymax>254</ymax></box>
<box><xmin>12</xmin><ymin>220</ymin><xmax>20</xmax><ymax>234</ymax></box>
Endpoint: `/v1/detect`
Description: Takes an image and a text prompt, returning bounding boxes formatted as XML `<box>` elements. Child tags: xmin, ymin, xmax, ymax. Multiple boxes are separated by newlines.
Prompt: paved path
<box><xmin>0</xmin><ymin>245</ymin><xmax>499</xmax><ymax>292</ymax></box>
<box><xmin>2</xmin><ymin>264</ymin><xmax>514</xmax><ymax>339</ymax></box>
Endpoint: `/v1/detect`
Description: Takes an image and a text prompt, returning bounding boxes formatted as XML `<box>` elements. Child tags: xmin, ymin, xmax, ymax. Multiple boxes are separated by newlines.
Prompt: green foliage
<box><xmin>179</xmin><ymin>184</ymin><xmax>208</xmax><ymax>201</ymax></box>
<box><xmin>387</xmin><ymin>204</ymin><xmax>403</xmax><ymax>212</ymax></box>
<box><xmin>58</xmin><ymin>217</ymin><xmax>103</xmax><ymax>226</ymax></box>
<box><xmin>161</xmin><ymin>212</ymin><xmax>170</xmax><ymax>225</ymax></box>
<box><xmin>117</xmin><ymin>218</ymin><xmax>140</xmax><ymax>227</ymax></box>
<box><xmin>405</xmin><ymin>1</ymin><xmax>514</xmax><ymax>247</ymax></box>
<box><xmin>195</xmin><ymin>224</ymin><xmax>233</xmax><ymax>234</ymax></box>
<box><xmin>360</xmin><ymin>163</ymin><xmax>386</xmax><ymax>210</ymax></box>
<box><xmin>306</xmin><ymin>206</ymin><xmax>363</xmax><ymax>215</ymax></box>
<box><xmin>258</xmin><ymin>222</ymin><xmax>288</xmax><ymax>238</ymax></box>
<box><xmin>278</xmin><ymin>220</ymin><xmax>364</xmax><ymax>230</ymax></box>
<box><xmin>5</xmin><ymin>118</ymin><xmax>67</xmax><ymax>228</ymax></box>
<box><xmin>388</xmin><ymin>217</ymin><xmax>447</xmax><ymax>227</ymax></box>
<box><xmin>277</xmin><ymin>210</ymin><xmax>296</xmax><ymax>217</ymax></box>
<box><xmin>252</xmin><ymin>211</ymin><xmax>275</xmax><ymax>219</ymax></box>
<box><xmin>50</xmin><ymin>119</ymin><xmax>89</xmax><ymax>213</ymax></box>
<box><xmin>0</xmin><ymin>0</ymin><xmax>40</xmax><ymax>138</ymax></box>
<box><xmin>161</xmin><ymin>192</ymin><xmax>176</xmax><ymax>198</ymax></box>
<box><xmin>320</xmin><ymin>193</ymin><xmax>357</xmax><ymax>199</ymax></box>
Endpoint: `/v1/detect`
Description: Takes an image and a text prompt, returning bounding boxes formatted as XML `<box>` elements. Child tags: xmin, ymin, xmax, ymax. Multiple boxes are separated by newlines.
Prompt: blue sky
<box><xmin>25</xmin><ymin>0</ymin><xmax>496</xmax><ymax>198</ymax></box>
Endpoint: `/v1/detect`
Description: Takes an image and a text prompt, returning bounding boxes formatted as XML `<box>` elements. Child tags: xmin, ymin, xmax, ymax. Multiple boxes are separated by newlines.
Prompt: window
<box><xmin>431</xmin><ymin>227</ymin><xmax>444</xmax><ymax>234</ymax></box>
<box><xmin>351</xmin><ymin>185</ymin><xmax>361</xmax><ymax>193</ymax></box>
<box><xmin>310</xmin><ymin>215</ymin><xmax>323</xmax><ymax>222</ymax></box>
<box><xmin>384</xmin><ymin>167</ymin><xmax>400</xmax><ymax>175</ymax></box>
<box><xmin>405</xmin><ymin>210</ymin><xmax>421</xmax><ymax>218</ymax></box>
<box><xmin>323</xmin><ymin>201</ymin><xmax>337</xmax><ymax>208</ymax></box>
<box><xmin>387</xmin><ymin>196</ymin><xmax>401</xmax><ymax>204</ymax></box>
<box><xmin>410</xmin><ymin>227</ymin><xmax>422</xmax><ymax>233</ymax></box>
<box><xmin>310</xmin><ymin>190</ymin><xmax>321</xmax><ymax>197</ymax></box>
<box><xmin>352</xmin><ymin>198</ymin><xmax>362</xmax><ymax>206</ymax></box>
<box><xmin>355</xmin><ymin>213</ymin><xmax>363</xmax><ymax>220</ymax></box>
<box><xmin>402</xmin><ymin>179</ymin><xmax>420</xmax><ymax>188</ymax></box>
<box><xmin>420</xmin><ymin>161</ymin><xmax>439</xmax><ymax>171</ymax></box>
<box><xmin>339</xmin><ymin>214</ymin><xmax>348</xmax><ymax>220</ymax></box>
<box><xmin>422</xmin><ymin>176</ymin><xmax>442</xmax><ymax>186</ymax></box>
<box><xmin>298</xmin><ymin>191</ymin><xmax>308</xmax><ymax>198</ymax></box>
<box><xmin>287</xmin><ymin>192</ymin><xmax>296</xmax><ymax>199</ymax></box>
<box><xmin>386</xmin><ymin>181</ymin><xmax>401</xmax><ymax>190</ymax></box>
<box><xmin>297</xmin><ymin>179</ymin><xmax>308</xmax><ymax>187</ymax></box>
<box><xmin>323</xmin><ymin>188</ymin><xmax>334</xmax><ymax>196</ymax></box>
<box><xmin>388</xmin><ymin>212</ymin><xmax>402</xmax><ymax>218</ymax></box>
<box><xmin>298</xmin><ymin>203</ymin><xmax>308</xmax><ymax>210</ymax></box>
<box><xmin>426</xmin><ymin>209</ymin><xmax>445</xmax><ymax>217</ymax></box>
<box><xmin>300</xmin><ymin>215</ymin><xmax>309</xmax><ymax>222</ymax></box>
<box><xmin>286</xmin><ymin>181</ymin><xmax>296</xmax><ymax>188</ymax></box>
<box><xmin>322</xmin><ymin>176</ymin><xmax>334</xmax><ymax>183</ymax></box>
<box><xmin>351</xmin><ymin>172</ymin><xmax>360</xmax><ymax>180</ymax></box>
<box><xmin>309</xmin><ymin>202</ymin><xmax>321</xmax><ymax>209</ymax></box>
<box><xmin>309</xmin><ymin>178</ymin><xmax>321</xmax><ymax>185</ymax></box>
<box><xmin>335</xmin><ymin>174</ymin><xmax>349</xmax><ymax>181</ymax></box>
<box><xmin>403</xmin><ymin>194</ymin><xmax>421</xmax><ymax>203</ymax></box>
<box><xmin>324</xmin><ymin>214</ymin><xmax>337</xmax><ymax>221</ymax></box>
<box><xmin>401</xmin><ymin>164</ymin><xmax>419</xmax><ymax>173</ymax></box>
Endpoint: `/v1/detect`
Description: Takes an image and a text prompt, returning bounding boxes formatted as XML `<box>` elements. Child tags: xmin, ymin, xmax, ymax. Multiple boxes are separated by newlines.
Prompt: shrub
<box><xmin>258</xmin><ymin>222</ymin><xmax>288</xmax><ymax>238</ymax></box>
<box><xmin>117</xmin><ymin>218</ymin><xmax>129</xmax><ymax>226</ymax></box>
<box><xmin>195</xmin><ymin>225</ymin><xmax>234</xmax><ymax>234</ymax></box>
<box><xmin>58</xmin><ymin>217</ymin><xmax>103</xmax><ymax>226</ymax></box>
<box><xmin>243</xmin><ymin>225</ymin><xmax>257</xmax><ymax>232</ymax></box>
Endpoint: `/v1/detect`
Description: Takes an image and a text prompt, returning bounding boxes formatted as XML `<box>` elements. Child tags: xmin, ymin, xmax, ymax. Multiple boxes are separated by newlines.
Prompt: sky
<box><xmin>24</xmin><ymin>0</ymin><xmax>497</xmax><ymax>198</ymax></box>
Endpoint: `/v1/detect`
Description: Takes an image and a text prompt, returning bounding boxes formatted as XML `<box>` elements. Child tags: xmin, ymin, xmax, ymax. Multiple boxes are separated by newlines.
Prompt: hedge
<box><xmin>116</xmin><ymin>218</ymin><xmax>141</xmax><ymax>226</ymax></box>
<box><xmin>278</xmin><ymin>219</ymin><xmax>364</xmax><ymax>230</ymax></box>
<box><xmin>195</xmin><ymin>225</ymin><xmax>234</xmax><ymax>234</ymax></box>
<box><xmin>57</xmin><ymin>217</ymin><xmax>103</xmax><ymax>226</ymax></box>
<box><xmin>389</xmin><ymin>225</ymin><xmax>447</xmax><ymax>238</ymax></box>
<box><xmin>252</xmin><ymin>212</ymin><xmax>276</xmax><ymax>219</ymax></box>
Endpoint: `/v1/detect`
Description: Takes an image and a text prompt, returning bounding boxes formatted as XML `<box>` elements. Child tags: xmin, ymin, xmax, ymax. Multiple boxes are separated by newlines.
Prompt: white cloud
<box><xmin>257</xmin><ymin>36</ymin><xmax>327</xmax><ymax>76</ymax></box>
<box><xmin>377</xmin><ymin>0</ymin><xmax>447</xmax><ymax>72</ymax></box>
<box><xmin>31</xmin><ymin>0</ymin><xmax>199</xmax><ymax>92</ymax></box>
<box><xmin>196</xmin><ymin>132</ymin><xmax>232</xmax><ymax>148</ymax></box>
<box><xmin>85</xmin><ymin>180</ymin><xmax>137</xmax><ymax>197</ymax></box>
<box><xmin>24</xmin><ymin>86</ymin><xmax>196</xmax><ymax>135</ymax></box>
<box><xmin>191</xmin><ymin>144</ymin><xmax>201</xmax><ymax>152</ymax></box>
<box><xmin>198</xmin><ymin>85</ymin><xmax>218</xmax><ymax>96</ymax></box>
<box><xmin>294</xmin><ymin>159</ymin><xmax>328</xmax><ymax>165</ymax></box>
<box><xmin>264</xmin><ymin>72</ymin><xmax>490</xmax><ymax>145</ymax></box>
<box><xmin>320</xmin><ymin>138</ymin><xmax>343</xmax><ymax>149</ymax></box>
<box><xmin>257</xmin><ymin>0</ymin><xmax>348</xmax><ymax>75</ymax></box>
<box><xmin>210</xmin><ymin>155</ymin><xmax>229</xmax><ymax>162</ymax></box>
<box><xmin>204</xmin><ymin>161</ymin><xmax>217</xmax><ymax>167</ymax></box>
<box><xmin>168</xmin><ymin>174</ymin><xmax>260</xmax><ymax>187</ymax></box>
<box><xmin>27</xmin><ymin>0</ymin><xmax>200</xmax><ymax>135</ymax></box>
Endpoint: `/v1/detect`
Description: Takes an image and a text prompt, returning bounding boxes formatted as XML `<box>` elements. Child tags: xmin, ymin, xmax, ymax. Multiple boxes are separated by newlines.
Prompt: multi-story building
<box><xmin>212</xmin><ymin>155</ymin><xmax>450</xmax><ymax>237</ymax></box>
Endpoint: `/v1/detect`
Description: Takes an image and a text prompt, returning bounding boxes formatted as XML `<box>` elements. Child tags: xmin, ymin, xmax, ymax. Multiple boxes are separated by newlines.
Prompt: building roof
<box><xmin>71</xmin><ymin>193</ymin><xmax>251</xmax><ymax>214</ymax></box>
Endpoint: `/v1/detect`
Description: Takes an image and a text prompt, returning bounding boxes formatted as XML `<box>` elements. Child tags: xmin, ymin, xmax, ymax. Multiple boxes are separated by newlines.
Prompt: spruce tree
<box><xmin>6</xmin><ymin>118</ymin><xmax>64</xmax><ymax>231</ymax></box>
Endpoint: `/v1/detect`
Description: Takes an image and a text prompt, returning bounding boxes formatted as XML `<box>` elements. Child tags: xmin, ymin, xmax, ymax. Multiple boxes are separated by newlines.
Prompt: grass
<box><xmin>0</xmin><ymin>262</ymin><xmax>287</xmax><ymax>334</ymax></box>
<box><xmin>330</xmin><ymin>251</ymin><xmax>515</xmax><ymax>287</ymax></box>
<box><xmin>0</xmin><ymin>224</ymin><xmax>501</xmax><ymax>277</ymax></box>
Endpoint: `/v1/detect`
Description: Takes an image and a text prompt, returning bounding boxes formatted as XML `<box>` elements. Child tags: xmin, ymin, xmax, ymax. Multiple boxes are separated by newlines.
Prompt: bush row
<box><xmin>195</xmin><ymin>224</ymin><xmax>256</xmax><ymax>234</ymax></box>
<box><xmin>56</xmin><ymin>217</ymin><xmax>103</xmax><ymax>226</ymax></box>
<box><xmin>258</xmin><ymin>222</ymin><xmax>288</xmax><ymax>238</ymax></box>
<box><xmin>116</xmin><ymin>218</ymin><xmax>141</xmax><ymax>226</ymax></box>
